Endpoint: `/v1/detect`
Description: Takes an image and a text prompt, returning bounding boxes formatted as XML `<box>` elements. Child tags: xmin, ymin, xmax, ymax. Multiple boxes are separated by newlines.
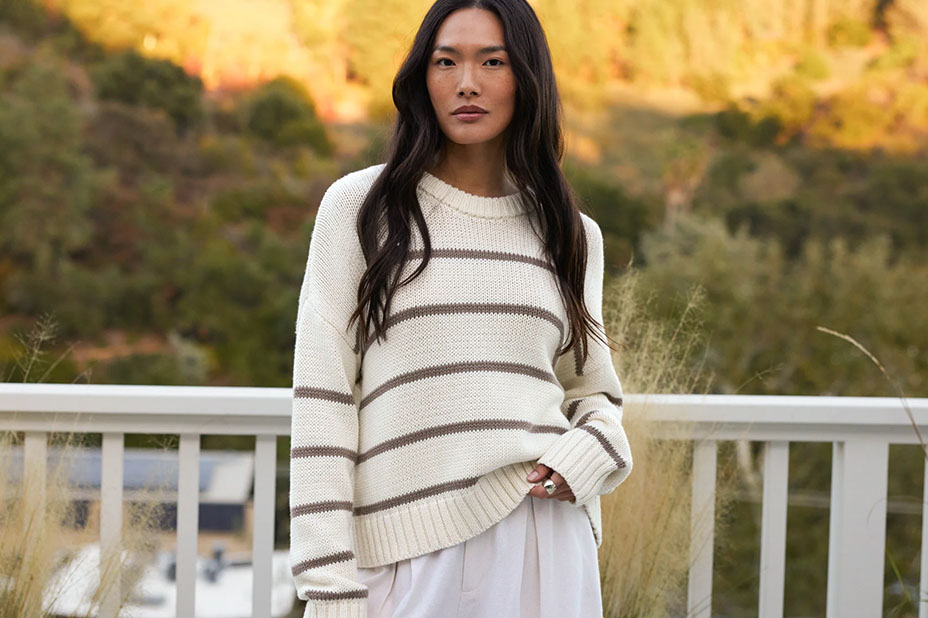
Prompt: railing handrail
<box><xmin>1</xmin><ymin>382</ymin><xmax>926</xmax><ymax>420</ymax></box>
<box><xmin>2</xmin><ymin>384</ymin><xmax>926</xmax><ymax>443</ymax></box>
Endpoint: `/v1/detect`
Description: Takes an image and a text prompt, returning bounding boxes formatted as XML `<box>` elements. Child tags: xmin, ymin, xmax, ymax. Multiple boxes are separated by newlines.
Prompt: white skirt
<box><xmin>357</xmin><ymin>493</ymin><xmax>603</xmax><ymax>618</ymax></box>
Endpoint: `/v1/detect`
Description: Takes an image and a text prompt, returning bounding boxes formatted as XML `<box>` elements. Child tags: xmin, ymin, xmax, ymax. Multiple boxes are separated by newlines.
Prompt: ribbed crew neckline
<box><xmin>419</xmin><ymin>170</ymin><xmax>527</xmax><ymax>219</ymax></box>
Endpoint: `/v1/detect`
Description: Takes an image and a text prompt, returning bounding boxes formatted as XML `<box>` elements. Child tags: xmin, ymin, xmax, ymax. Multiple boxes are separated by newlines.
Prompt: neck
<box><xmin>428</xmin><ymin>139</ymin><xmax>516</xmax><ymax>198</ymax></box>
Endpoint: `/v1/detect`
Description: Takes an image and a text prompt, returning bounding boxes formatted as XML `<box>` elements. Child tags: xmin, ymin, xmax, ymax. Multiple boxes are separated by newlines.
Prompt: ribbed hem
<box><xmin>303</xmin><ymin>598</ymin><xmax>366</xmax><ymax>618</ymax></box>
<box><xmin>354</xmin><ymin>460</ymin><xmax>539</xmax><ymax>567</ymax></box>
<box><xmin>418</xmin><ymin>170</ymin><xmax>528</xmax><ymax>219</ymax></box>
<box><xmin>536</xmin><ymin>428</ymin><xmax>618</xmax><ymax>508</ymax></box>
<box><xmin>582</xmin><ymin>496</ymin><xmax>603</xmax><ymax>548</ymax></box>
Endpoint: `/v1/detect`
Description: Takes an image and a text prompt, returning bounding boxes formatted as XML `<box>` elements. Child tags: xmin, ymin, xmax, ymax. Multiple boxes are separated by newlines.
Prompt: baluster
<box><xmin>252</xmin><ymin>435</ymin><xmax>277</xmax><ymax>618</ymax></box>
<box><xmin>826</xmin><ymin>438</ymin><xmax>889</xmax><ymax>618</ymax></box>
<box><xmin>688</xmin><ymin>439</ymin><xmax>717</xmax><ymax>618</ymax></box>
<box><xmin>99</xmin><ymin>432</ymin><xmax>124</xmax><ymax>618</ymax></box>
<box><xmin>176</xmin><ymin>433</ymin><xmax>201</xmax><ymax>617</ymax></box>
<box><xmin>759</xmin><ymin>441</ymin><xmax>789</xmax><ymax>618</ymax></box>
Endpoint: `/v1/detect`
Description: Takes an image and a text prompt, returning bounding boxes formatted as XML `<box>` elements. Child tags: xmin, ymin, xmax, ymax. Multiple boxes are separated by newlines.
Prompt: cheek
<box><xmin>425</xmin><ymin>74</ymin><xmax>438</xmax><ymax>103</ymax></box>
<box><xmin>496</xmin><ymin>78</ymin><xmax>517</xmax><ymax>118</ymax></box>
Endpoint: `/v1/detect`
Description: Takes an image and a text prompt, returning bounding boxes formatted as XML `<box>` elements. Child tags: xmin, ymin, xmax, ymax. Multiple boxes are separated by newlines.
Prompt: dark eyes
<box><xmin>435</xmin><ymin>58</ymin><xmax>506</xmax><ymax>67</ymax></box>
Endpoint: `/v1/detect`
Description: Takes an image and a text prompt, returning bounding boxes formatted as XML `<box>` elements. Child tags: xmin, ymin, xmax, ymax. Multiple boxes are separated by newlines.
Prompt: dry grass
<box><xmin>0</xmin><ymin>314</ymin><xmax>173</xmax><ymax>618</ymax></box>
<box><xmin>597</xmin><ymin>268</ymin><xmax>740</xmax><ymax>617</ymax></box>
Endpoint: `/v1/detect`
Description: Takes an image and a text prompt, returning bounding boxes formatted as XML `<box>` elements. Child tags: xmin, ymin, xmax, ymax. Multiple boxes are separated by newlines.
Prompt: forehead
<box><xmin>432</xmin><ymin>7</ymin><xmax>506</xmax><ymax>51</ymax></box>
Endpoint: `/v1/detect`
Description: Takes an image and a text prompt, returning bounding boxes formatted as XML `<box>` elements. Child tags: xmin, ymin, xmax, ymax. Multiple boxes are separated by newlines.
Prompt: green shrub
<box><xmin>715</xmin><ymin>104</ymin><xmax>753</xmax><ymax>141</ymax></box>
<box><xmin>563</xmin><ymin>160</ymin><xmax>653</xmax><ymax>267</ymax></box>
<box><xmin>715</xmin><ymin>104</ymin><xmax>781</xmax><ymax>147</ymax></box>
<box><xmin>91</xmin><ymin>49</ymin><xmax>203</xmax><ymax>132</ymax></box>
<box><xmin>0</xmin><ymin>0</ymin><xmax>50</xmax><ymax>39</ymax></box>
<box><xmin>867</xmin><ymin>34</ymin><xmax>920</xmax><ymax>72</ymax></box>
<box><xmin>808</xmin><ymin>86</ymin><xmax>893</xmax><ymax>149</ymax></box>
<box><xmin>826</xmin><ymin>17</ymin><xmax>873</xmax><ymax>48</ymax></box>
<box><xmin>794</xmin><ymin>50</ymin><xmax>830</xmax><ymax>81</ymax></box>
<box><xmin>211</xmin><ymin>182</ymin><xmax>284</xmax><ymax>221</ymax></box>
<box><xmin>755</xmin><ymin>75</ymin><xmax>817</xmax><ymax>142</ymax></box>
<box><xmin>197</xmin><ymin>134</ymin><xmax>257</xmax><ymax>175</ymax></box>
<box><xmin>243</xmin><ymin>77</ymin><xmax>332</xmax><ymax>155</ymax></box>
<box><xmin>687</xmin><ymin>70</ymin><xmax>732</xmax><ymax>103</ymax></box>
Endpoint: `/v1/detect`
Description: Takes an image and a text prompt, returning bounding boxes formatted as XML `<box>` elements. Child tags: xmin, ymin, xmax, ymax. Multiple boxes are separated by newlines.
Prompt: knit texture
<box><xmin>289</xmin><ymin>163</ymin><xmax>633</xmax><ymax>618</ymax></box>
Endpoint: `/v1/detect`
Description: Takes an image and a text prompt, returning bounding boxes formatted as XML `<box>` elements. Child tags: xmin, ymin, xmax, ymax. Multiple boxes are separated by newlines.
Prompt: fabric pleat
<box><xmin>357</xmin><ymin>493</ymin><xmax>603</xmax><ymax>618</ymax></box>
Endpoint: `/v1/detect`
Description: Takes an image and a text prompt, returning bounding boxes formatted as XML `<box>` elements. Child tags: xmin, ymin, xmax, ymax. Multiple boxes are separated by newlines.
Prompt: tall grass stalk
<box><xmin>816</xmin><ymin>326</ymin><xmax>926</xmax><ymax>460</ymax></box>
<box><xmin>816</xmin><ymin>325</ymin><xmax>926</xmax><ymax>614</ymax></box>
<box><xmin>598</xmin><ymin>269</ymin><xmax>739</xmax><ymax>617</ymax></box>
<box><xmin>0</xmin><ymin>314</ymin><xmax>172</xmax><ymax>618</ymax></box>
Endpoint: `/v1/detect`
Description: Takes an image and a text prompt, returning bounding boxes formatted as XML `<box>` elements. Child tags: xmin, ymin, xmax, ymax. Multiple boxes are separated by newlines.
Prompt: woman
<box><xmin>288</xmin><ymin>1</ymin><xmax>633</xmax><ymax>617</ymax></box>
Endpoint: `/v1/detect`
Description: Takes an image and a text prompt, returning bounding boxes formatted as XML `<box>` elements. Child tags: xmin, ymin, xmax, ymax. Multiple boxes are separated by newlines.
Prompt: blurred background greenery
<box><xmin>0</xmin><ymin>0</ymin><xmax>926</xmax><ymax>615</ymax></box>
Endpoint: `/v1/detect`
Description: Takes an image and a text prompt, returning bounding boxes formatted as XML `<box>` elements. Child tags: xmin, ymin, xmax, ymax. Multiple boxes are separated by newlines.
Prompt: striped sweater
<box><xmin>289</xmin><ymin>163</ymin><xmax>633</xmax><ymax>618</ymax></box>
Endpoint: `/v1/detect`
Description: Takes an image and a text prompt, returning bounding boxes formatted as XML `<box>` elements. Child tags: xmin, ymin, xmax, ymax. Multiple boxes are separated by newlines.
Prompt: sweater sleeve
<box><xmin>536</xmin><ymin>216</ymin><xmax>633</xmax><ymax>507</ymax></box>
<box><xmin>289</xmin><ymin>177</ymin><xmax>368</xmax><ymax>618</ymax></box>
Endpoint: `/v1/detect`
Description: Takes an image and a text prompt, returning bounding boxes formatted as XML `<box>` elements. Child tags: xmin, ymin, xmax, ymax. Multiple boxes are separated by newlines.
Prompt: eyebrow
<box><xmin>432</xmin><ymin>45</ymin><xmax>507</xmax><ymax>55</ymax></box>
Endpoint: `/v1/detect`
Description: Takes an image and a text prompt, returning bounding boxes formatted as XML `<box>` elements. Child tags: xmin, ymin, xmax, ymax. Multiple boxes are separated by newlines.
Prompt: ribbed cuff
<box><xmin>536</xmin><ymin>428</ymin><xmax>619</xmax><ymax>507</ymax></box>
<box><xmin>303</xmin><ymin>599</ymin><xmax>367</xmax><ymax>618</ymax></box>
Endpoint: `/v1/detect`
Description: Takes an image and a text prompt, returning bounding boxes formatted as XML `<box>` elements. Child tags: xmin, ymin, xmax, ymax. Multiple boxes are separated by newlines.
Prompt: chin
<box><xmin>446</xmin><ymin>130</ymin><xmax>505</xmax><ymax>146</ymax></box>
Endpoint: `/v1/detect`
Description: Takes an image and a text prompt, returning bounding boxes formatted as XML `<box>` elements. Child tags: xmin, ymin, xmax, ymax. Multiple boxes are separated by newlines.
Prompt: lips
<box><xmin>453</xmin><ymin>105</ymin><xmax>487</xmax><ymax>115</ymax></box>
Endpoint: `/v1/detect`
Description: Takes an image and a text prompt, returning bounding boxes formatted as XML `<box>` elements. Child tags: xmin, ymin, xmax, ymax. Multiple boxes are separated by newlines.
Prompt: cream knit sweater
<box><xmin>289</xmin><ymin>163</ymin><xmax>633</xmax><ymax>618</ymax></box>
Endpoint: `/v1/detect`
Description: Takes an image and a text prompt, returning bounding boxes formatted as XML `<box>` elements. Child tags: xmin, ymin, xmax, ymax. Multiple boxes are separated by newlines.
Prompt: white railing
<box><xmin>1</xmin><ymin>384</ymin><xmax>926</xmax><ymax>618</ymax></box>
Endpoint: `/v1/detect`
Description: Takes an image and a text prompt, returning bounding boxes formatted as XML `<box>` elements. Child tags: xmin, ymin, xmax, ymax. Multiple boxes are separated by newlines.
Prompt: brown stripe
<box><xmin>291</xmin><ymin>445</ymin><xmax>357</xmax><ymax>461</ymax></box>
<box><xmin>354</xmin><ymin>476</ymin><xmax>481</xmax><ymax>516</ymax></box>
<box><xmin>565</xmin><ymin>399</ymin><xmax>583</xmax><ymax>423</ymax></box>
<box><xmin>565</xmin><ymin>394</ymin><xmax>622</xmax><ymax>424</ymax></box>
<box><xmin>579</xmin><ymin>424</ymin><xmax>628</xmax><ymax>468</ymax></box>
<box><xmin>406</xmin><ymin>248</ymin><xmax>555</xmax><ymax>273</ymax></box>
<box><xmin>291</xmin><ymin>500</ymin><xmax>353</xmax><ymax>517</ymax></box>
<box><xmin>291</xmin><ymin>549</ymin><xmax>358</xmax><ymax>577</ymax></box>
<box><xmin>573</xmin><ymin>339</ymin><xmax>584</xmax><ymax>376</ymax></box>
<box><xmin>360</xmin><ymin>361</ymin><xmax>558</xmax><ymax>410</ymax></box>
<box><xmin>575</xmin><ymin>410</ymin><xmax>597</xmax><ymax>427</ymax></box>
<box><xmin>303</xmin><ymin>588</ymin><xmax>369</xmax><ymax>601</ymax></box>
<box><xmin>294</xmin><ymin>386</ymin><xmax>355</xmax><ymax>406</ymax></box>
<box><xmin>357</xmin><ymin>419</ymin><xmax>567</xmax><ymax>464</ymax></box>
<box><xmin>363</xmin><ymin>302</ymin><xmax>564</xmax><ymax>355</ymax></box>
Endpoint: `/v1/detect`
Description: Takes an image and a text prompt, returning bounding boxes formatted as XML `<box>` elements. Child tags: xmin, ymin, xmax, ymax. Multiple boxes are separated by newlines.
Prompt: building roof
<box><xmin>6</xmin><ymin>445</ymin><xmax>255</xmax><ymax>504</ymax></box>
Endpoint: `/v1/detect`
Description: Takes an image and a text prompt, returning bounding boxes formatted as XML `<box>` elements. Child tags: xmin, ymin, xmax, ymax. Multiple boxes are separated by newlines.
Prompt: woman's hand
<box><xmin>526</xmin><ymin>463</ymin><xmax>576</xmax><ymax>503</ymax></box>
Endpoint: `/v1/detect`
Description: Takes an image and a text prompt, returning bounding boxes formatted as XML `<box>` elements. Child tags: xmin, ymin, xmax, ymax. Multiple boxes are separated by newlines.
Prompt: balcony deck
<box><xmin>1</xmin><ymin>383</ymin><xmax>927</xmax><ymax>618</ymax></box>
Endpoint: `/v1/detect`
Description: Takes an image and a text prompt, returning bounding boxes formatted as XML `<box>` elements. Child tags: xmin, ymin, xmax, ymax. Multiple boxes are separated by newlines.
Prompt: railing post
<box><xmin>688</xmin><ymin>439</ymin><xmax>717</xmax><ymax>618</ymax></box>
<box><xmin>99</xmin><ymin>432</ymin><xmax>124</xmax><ymax>618</ymax></box>
<box><xmin>22</xmin><ymin>430</ymin><xmax>47</xmax><ymax>615</ymax></box>
<box><xmin>23</xmin><ymin>431</ymin><xmax>47</xmax><ymax>517</ymax></box>
<box><xmin>826</xmin><ymin>438</ymin><xmax>889</xmax><ymax>618</ymax></box>
<box><xmin>759</xmin><ymin>441</ymin><xmax>789</xmax><ymax>618</ymax></box>
<box><xmin>176</xmin><ymin>433</ymin><xmax>201</xmax><ymax>618</ymax></box>
<box><xmin>252</xmin><ymin>435</ymin><xmax>277</xmax><ymax>618</ymax></box>
<box><xmin>920</xmin><ymin>457</ymin><xmax>928</xmax><ymax>618</ymax></box>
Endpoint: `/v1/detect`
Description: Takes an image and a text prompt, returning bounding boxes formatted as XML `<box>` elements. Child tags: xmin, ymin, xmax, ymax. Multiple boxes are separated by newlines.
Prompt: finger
<box><xmin>528</xmin><ymin>479</ymin><xmax>556</xmax><ymax>499</ymax></box>
<box><xmin>527</xmin><ymin>464</ymin><xmax>551</xmax><ymax>482</ymax></box>
<box><xmin>529</xmin><ymin>484</ymin><xmax>547</xmax><ymax>498</ymax></box>
<box><xmin>531</xmin><ymin>478</ymin><xmax>572</xmax><ymax>500</ymax></box>
<box><xmin>544</xmin><ymin>473</ymin><xmax>574</xmax><ymax>501</ymax></box>
<box><xmin>542</xmin><ymin>472</ymin><xmax>572</xmax><ymax>499</ymax></box>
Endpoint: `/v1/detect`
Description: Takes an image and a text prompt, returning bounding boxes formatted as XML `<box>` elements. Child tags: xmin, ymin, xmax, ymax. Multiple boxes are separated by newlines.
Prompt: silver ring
<box><xmin>542</xmin><ymin>478</ymin><xmax>557</xmax><ymax>495</ymax></box>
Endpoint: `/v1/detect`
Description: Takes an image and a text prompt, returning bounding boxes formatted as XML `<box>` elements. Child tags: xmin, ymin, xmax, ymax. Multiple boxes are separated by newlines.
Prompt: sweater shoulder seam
<box><xmin>301</xmin><ymin>298</ymin><xmax>358</xmax><ymax>353</ymax></box>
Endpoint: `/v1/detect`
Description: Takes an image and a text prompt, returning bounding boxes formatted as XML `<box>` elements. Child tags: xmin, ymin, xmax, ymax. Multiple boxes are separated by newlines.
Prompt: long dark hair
<box><xmin>348</xmin><ymin>0</ymin><xmax>613</xmax><ymax>369</ymax></box>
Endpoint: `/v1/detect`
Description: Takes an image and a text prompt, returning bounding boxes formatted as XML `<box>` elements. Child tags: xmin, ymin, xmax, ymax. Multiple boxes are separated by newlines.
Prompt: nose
<box><xmin>457</xmin><ymin>63</ymin><xmax>479</xmax><ymax>97</ymax></box>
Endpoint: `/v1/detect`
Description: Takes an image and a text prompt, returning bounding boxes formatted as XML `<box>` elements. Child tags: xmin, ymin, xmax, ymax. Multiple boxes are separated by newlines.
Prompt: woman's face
<box><xmin>425</xmin><ymin>8</ymin><xmax>516</xmax><ymax>148</ymax></box>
